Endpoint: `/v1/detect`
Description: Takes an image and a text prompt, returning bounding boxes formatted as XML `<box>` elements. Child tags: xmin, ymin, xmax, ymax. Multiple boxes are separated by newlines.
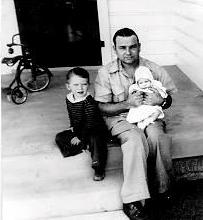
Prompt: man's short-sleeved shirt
<box><xmin>94</xmin><ymin>57</ymin><xmax>177</xmax><ymax>135</ymax></box>
<box><xmin>94</xmin><ymin>57</ymin><xmax>177</xmax><ymax>104</ymax></box>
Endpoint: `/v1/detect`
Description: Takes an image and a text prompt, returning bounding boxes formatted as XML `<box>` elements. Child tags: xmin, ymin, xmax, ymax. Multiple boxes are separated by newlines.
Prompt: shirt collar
<box><xmin>67</xmin><ymin>92</ymin><xmax>90</xmax><ymax>103</ymax></box>
<box><xmin>108</xmin><ymin>59</ymin><xmax>129</xmax><ymax>78</ymax></box>
<box><xmin>109</xmin><ymin>57</ymin><xmax>145</xmax><ymax>75</ymax></box>
<box><xmin>109</xmin><ymin>58</ymin><xmax>120</xmax><ymax>74</ymax></box>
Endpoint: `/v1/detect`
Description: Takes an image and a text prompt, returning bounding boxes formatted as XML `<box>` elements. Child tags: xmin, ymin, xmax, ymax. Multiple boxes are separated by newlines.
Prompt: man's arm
<box><xmin>143</xmin><ymin>91</ymin><xmax>172</xmax><ymax>109</ymax></box>
<box><xmin>98</xmin><ymin>101</ymin><xmax>129</xmax><ymax>116</ymax></box>
<box><xmin>98</xmin><ymin>92</ymin><xmax>144</xmax><ymax>116</ymax></box>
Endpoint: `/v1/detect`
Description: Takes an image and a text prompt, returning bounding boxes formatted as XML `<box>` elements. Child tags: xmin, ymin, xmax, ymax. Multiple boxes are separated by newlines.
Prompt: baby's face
<box><xmin>137</xmin><ymin>78</ymin><xmax>151</xmax><ymax>89</ymax></box>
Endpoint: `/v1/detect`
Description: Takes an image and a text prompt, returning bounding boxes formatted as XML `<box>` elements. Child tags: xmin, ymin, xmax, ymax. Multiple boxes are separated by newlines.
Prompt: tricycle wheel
<box><xmin>11</xmin><ymin>86</ymin><xmax>28</xmax><ymax>104</ymax></box>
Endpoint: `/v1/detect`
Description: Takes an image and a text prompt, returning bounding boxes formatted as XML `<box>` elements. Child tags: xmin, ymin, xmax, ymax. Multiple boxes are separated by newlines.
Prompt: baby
<box><xmin>126</xmin><ymin>66</ymin><xmax>168</xmax><ymax>129</ymax></box>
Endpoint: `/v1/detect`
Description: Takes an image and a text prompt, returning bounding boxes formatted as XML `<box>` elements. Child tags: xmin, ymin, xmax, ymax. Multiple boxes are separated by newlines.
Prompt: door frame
<box><xmin>97</xmin><ymin>0</ymin><xmax>112</xmax><ymax>65</ymax></box>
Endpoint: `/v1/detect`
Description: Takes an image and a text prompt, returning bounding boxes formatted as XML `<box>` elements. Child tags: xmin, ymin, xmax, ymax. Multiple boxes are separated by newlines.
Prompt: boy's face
<box><xmin>66</xmin><ymin>74</ymin><xmax>89</xmax><ymax>99</ymax></box>
<box><xmin>137</xmin><ymin>78</ymin><xmax>151</xmax><ymax>89</ymax></box>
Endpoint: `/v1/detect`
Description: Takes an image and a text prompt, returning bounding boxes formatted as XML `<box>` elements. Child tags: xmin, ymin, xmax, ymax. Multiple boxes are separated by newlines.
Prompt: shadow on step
<box><xmin>146</xmin><ymin>179</ymin><xmax>203</xmax><ymax>220</ymax></box>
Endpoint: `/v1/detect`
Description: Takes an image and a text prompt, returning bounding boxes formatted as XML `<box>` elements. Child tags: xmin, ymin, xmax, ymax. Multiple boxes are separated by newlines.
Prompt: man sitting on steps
<box><xmin>94</xmin><ymin>28</ymin><xmax>177</xmax><ymax>220</ymax></box>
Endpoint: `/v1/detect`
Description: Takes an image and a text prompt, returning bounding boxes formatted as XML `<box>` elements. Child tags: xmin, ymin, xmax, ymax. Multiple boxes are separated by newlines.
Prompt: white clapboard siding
<box><xmin>174</xmin><ymin>29</ymin><xmax>203</xmax><ymax>59</ymax></box>
<box><xmin>110</xmin><ymin>26</ymin><xmax>174</xmax><ymax>44</ymax></box>
<box><xmin>141</xmin><ymin>54</ymin><xmax>176</xmax><ymax>66</ymax></box>
<box><xmin>173</xmin><ymin>0</ymin><xmax>203</xmax><ymax>89</ymax></box>
<box><xmin>175</xmin><ymin>42</ymin><xmax>203</xmax><ymax>89</ymax></box>
<box><xmin>108</xmin><ymin>0</ymin><xmax>172</xmax><ymax>12</ymax></box>
<box><xmin>142</xmin><ymin>40</ymin><xmax>174</xmax><ymax>55</ymax></box>
<box><xmin>110</xmin><ymin>13</ymin><xmax>171</xmax><ymax>27</ymax></box>
<box><xmin>107</xmin><ymin>0</ymin><xmax>175</xmax><ymax>65</ymax></box>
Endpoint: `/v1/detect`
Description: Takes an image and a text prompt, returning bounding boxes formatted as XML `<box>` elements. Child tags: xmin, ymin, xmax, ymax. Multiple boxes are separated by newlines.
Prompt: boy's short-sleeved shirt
<box><xmin>94</xmin><ymin>57</ymin><xmax>177</xmax><ymax>135</ymax></box>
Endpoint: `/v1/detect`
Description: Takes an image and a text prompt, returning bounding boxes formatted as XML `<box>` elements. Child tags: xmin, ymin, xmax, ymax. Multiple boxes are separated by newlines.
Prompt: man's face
<box><xmin>114</xmin><ymin>35</ymin><xmax>140</xmax><ymax>65</ymax></box>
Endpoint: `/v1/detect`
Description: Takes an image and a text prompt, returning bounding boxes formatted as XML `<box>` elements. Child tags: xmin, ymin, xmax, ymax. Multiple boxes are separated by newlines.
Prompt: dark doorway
<box><xmin>14</xmin><ymin>0</ymin><xmax>102</xmax><ymax>67</ymax></box>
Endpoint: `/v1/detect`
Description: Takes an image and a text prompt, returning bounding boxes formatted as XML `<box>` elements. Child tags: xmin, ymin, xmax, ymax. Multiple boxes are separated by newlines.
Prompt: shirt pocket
<box><xmin>111</xmin><ymin>86</ymin><xmax>126</xmax><ymax>102</ymax></box>
<box><xmin>110</xmin><ymin>75</ymin><xmax>127</xmax><ymax>102</ymax></box>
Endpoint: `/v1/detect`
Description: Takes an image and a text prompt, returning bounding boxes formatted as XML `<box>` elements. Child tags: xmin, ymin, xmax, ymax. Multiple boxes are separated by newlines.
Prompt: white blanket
<box><xmin>126</xmin><ymin>105</ymin><xmax>164</xmax><ymax>123</ymax></box>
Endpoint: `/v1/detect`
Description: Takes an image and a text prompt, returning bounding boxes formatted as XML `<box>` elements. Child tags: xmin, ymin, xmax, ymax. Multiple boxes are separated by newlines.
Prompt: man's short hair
<box><xmin>113</xmin><ymin>28</ymin><xmax>140</xmax><ymax>46</ymax></box>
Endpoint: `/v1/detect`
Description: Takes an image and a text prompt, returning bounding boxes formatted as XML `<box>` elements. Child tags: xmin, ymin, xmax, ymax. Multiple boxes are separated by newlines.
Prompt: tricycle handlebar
<box><xmin>7</xmin><ymin>34</ymin><xmax>26</xmax><ymax>48</ymax></box>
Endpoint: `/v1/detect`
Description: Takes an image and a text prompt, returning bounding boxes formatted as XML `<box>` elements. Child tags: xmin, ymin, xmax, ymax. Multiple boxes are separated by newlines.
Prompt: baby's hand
<box><xmin>128</xmin><ymin>91</ymin><xmax>144</xmax><ymax>107</ymax></box>
<box><xmin>149</xmin><ymin>87</ymin><xmax>159</xmax><ymax>93</ymax></box>
<box><xmin>71</xmin><ymin>137</ymin><xmax>81</xmax><ymax>145</ymax></box>
<box><xmin>143</xmin><ymin>91</ymin><xmax>163</xmax><ymax>106</ymax></box>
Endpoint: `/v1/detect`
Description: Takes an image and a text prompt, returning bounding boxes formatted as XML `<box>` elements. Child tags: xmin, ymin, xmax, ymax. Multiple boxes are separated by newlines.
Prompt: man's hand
<box><xmin>71</xmin><ymin>137</ymin><xmax>81</xmax><ymax>145</ymax></box>
<box><xmin>143</xmin><ymin>89</ymin><xmax>164</xmax><ymax>106</ymax></box>
<box><xmin>127</xmin><ymin>91</ymin><xmax>144</xmax><ymax>107</ymax></box>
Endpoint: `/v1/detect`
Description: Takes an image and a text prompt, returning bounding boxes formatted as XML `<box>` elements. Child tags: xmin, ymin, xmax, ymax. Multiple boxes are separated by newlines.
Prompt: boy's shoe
<box><xmin>92</xmin><ymin>160</ymin><xmax>105</xmax><ymax>181</ymax></box>
<box><xmin>93</xmin><ymin>170</ymin><xmax>105</xmax><ymax>181</ymax></box>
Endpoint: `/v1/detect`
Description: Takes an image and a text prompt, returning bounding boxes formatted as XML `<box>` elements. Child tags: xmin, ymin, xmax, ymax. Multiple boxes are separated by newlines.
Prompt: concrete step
<box><xmin>2</xmin><ymin>147</ymin><xmax>123</xmax><ymax>220</ymax></box>
<box><xmin>3</xmin><ymin>146</ymin><xmax>203</xmax><ymax>220</ymax></box>
<box><xmin>3</xmin><ymin>168</ymin><xmax>123</xmax><ymax>220</ymax></box>
<box><xmin>46</xmin><ymin>210</ymin><xmax>128</xmax><ymax>220</ymax></box>
<box><xmin>2</xmin><ymin>147</ymin><xmax>122</xmax><ymax>185</ymax></box>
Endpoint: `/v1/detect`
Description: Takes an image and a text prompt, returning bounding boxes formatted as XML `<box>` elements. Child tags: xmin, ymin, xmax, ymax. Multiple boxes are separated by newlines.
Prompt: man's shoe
<box><xmin>159</xmin><ymin>190</ymin><xmax>173</xmax><ymax>200</ymax></box>
<box><xmin>158</xmin><ymin>190</ymin><xmax>174</xmax><ymax>207</ymax></box>
<box><xmin>123</xmin><ymin>201</ymin><xmax>149</xmax><ymax>220</ymax></box>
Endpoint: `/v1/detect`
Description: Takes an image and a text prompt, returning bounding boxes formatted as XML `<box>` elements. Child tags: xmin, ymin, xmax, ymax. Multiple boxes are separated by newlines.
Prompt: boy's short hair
<box><xmin>113</xmin><ymin>28</ymin><xmax>140</xmax><ymax>46</ymax></box>
<box><xmin>66</xmin><ymin>67</ymin><xmax>90</xmax><ymax>83</ymax></box>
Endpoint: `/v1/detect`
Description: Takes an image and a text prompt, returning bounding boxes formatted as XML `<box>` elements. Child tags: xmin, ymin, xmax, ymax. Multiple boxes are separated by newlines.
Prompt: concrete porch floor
<box><xmin>1</xmin><ymin>66</ymin><xmax>203</xmax><ymax>220</ymax></box>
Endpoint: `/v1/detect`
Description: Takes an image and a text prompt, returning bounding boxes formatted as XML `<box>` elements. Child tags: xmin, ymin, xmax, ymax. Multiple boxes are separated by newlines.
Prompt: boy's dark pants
<box><xmin>55</xmin><ymin>130</ymin><xmax>107</xmax><ymax>171</ymax></box>
<box><xmin>88</xmin><ymin>133</ymin><xmax>107</xmax><ymax>172</ymax></box>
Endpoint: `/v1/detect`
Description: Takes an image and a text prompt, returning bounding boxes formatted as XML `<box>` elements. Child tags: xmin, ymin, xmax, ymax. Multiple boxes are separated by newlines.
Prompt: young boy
<box><xmin>55</xmin><ymin>67</ymin><xmax>107</xmax><ymax>181</ymax></box>
<box><xmin>126</xmin><ymin>66</ymin><xmax>168</xmax><ymax>129</ymax></box>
